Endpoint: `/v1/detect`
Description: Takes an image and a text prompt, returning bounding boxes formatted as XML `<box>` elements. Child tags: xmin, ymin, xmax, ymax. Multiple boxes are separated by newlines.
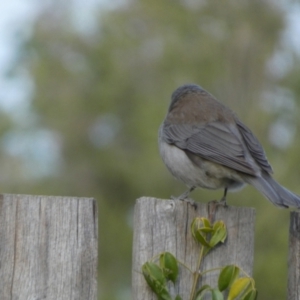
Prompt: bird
<box><xmin>158</xmin><ymin>84</ymin><xmax>300</xmax><ymax>208</ymax></box>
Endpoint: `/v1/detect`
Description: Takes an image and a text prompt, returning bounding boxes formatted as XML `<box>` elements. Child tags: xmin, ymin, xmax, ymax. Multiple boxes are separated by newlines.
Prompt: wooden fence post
<box><xmin>0</xmin><ymin>194</ymin><xmax>98</xmax><ymax>300</ymax></box>
<box><xmin>288</xmin><ymin>211</ymin><xmax>300</xmax><ymax>300</ymax></box>
<box><xmin>132</xmin><ymin>197</ymin><xmax>255</xmax><ymax>299</ymax></box>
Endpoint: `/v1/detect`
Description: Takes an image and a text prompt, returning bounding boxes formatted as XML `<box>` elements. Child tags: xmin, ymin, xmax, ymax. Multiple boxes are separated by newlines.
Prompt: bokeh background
<box><xmin>1</xmin><ymin>0</ymin><xmax>300</xmax><ymax>299</ymax></box>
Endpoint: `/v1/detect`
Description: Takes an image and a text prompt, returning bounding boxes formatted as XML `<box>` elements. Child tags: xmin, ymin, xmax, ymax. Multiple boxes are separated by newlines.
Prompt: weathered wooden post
<box><xmin>288</xmin><ymin>211</ymin><xmax>300</xmax><ymax>300</ymax></box>
<box><xmin>132</xmin><ymin>197</ymin><xmax>255</xmax><ymax>299</ymax></box>
<box><xmin>0</xmin><ymin>194</ymin><xmax>98</xmax><ymax>300</ymax></box>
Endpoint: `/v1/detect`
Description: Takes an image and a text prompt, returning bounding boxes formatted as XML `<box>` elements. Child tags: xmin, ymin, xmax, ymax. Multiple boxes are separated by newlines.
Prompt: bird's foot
<box><xmin>183</xmin><ymin>197</ymin><xmax>198</xmax><ymax>209</ymax></box>
<box><xmin>171</xmin><ymin>193</ymin><xmax>188</xmax><ymax>201</ymax></box>
<box><xmin>218</xmin><ymin>196</ymin><xmax>228</xmax><ymax>208</ymax></box>
<box><xmin>171</xmin><ymin>194</ymin><xmax>197</xmax><ymax>208</ymax></box>
<box><xmin>170</xmin><ymin>187</ymin><xmax>197</xmax><ymax>208</ymax></box>
<box><xmin>207</xmin><ymin>197</ymin><xmax>228</xmax><ymax>209</ymax></box>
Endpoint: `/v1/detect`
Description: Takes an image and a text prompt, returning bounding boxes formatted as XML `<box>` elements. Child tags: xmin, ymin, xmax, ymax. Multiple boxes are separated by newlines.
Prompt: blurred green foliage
<box><xmin>3</xmin><ymin>1</ymin><xmax>300</xmax><ymax>299</ymax></box>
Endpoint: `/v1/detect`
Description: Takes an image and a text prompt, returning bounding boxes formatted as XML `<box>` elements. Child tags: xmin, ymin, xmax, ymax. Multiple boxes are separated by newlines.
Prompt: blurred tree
<box><xmin>8</xmin><ymin>0</ymin><xmax>300</xmax><ymax>299</ymax></box>
<box><xmin>0</xmin><ymin>111</ymin><xmax>22</xmax><ymax>185</ymax></box>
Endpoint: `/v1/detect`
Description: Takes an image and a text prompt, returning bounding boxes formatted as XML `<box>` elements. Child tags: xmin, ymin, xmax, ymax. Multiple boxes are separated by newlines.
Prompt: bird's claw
<box><xmin>219</xmin><ymin>197</ymin><xmax>228</xmax><ymax>208</ymax></box>
<box><xmin>170</xmin><ymin>195</ymin><xmax>197</xmax><ymax>208</ymax></box>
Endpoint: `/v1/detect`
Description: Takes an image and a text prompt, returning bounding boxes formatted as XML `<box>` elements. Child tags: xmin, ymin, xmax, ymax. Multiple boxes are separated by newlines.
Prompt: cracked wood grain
<box><xmin>0</xmin><ymin>194</ymin><xmax>98</xmax><ymax>300</ymax></box>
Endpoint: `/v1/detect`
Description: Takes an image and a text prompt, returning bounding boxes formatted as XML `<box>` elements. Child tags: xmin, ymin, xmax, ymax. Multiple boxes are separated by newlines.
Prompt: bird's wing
<box><xmin>235</xmin><ymin>119</ymin><xmax>273</xmax><ymax>173</ymax></box>
<box><xmin>162</xmin><ymin>121</ymin><xmax>261</xmax><ymax>176</ymax></box>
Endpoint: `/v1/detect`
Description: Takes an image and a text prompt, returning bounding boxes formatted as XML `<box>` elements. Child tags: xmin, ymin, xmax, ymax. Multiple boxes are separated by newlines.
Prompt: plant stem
<box><xmin>200</xmin><ymin>267</ymin><xmax>222</xmax><ymax>276</ymax></box>
<box><xmin>177</xmin><ymin>260</ymin><xmax>193</xmax><ymax>274</ymax></box>
<box><xmin>189</xmin><ymin>246</ymin><xmax>205</xmax><ymax>300</ymax></box>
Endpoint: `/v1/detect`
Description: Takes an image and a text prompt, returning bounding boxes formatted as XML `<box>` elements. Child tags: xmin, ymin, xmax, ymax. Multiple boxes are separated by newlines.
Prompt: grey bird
<box><xmin>158</xmin><ymin>84</ymin><xmax>300</xmax><ymax>208</ymax></box>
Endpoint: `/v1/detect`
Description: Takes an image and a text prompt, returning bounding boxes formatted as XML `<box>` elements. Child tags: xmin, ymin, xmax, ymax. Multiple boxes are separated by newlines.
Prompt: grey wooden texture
<box><xmin>0</xmin><ymin>194</ymin><xmax>98</xmax><ymax>300</ymax></box>
<box><xmin>288</xmin><ymin>211</ymin><xmax>300</xmax><ymax>300</ymax></box>
<box><xmin>132</xmin><ymin>197</ymin><xmax>255</xmax><ymax>300</ymax></box>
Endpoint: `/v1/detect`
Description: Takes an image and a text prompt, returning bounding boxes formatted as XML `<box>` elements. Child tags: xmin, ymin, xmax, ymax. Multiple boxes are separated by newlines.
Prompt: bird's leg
<box><xmin>219</xmin><ymin>188</ymin><xmax>228</xmax><ymax>207</ymax></box>
<box><xmin>174</xmin><ymin>186</ymin><xmax>195</xmax><ymax>200</ymax></box>
<box><xmin>171</xmin><ymin>186</ymin><xmax>197</xmax><ymax>207</ymax></box>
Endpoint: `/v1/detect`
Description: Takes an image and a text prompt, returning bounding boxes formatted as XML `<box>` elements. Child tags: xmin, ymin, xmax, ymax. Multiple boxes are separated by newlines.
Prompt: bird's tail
<box><xmin>245</xmin><ymin>174</ymin><xmax>300</xmax><ymax>209</ymax></box>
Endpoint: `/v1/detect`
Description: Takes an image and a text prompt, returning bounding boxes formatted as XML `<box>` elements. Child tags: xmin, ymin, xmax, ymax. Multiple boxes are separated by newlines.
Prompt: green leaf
<box><xmin>194</xmin><ymin>230</ymin><xmax>212</xmax><ymax>248</ymax></box>
<box><xmin>218</xmin><ymin>265</ymin><xmax>240</xmax><ymax>291</ymax></box>
<box><xmin>199</xmin><ymin>227</ymin><xmax>214</xmax><ymax>233</ymax></box>
<box><xmin>142</xmin><ymin>261</ymin><xmax>174</xmax><ymax>300</ymax></box>
<box><xmin>209</xmin><ymin>227</ymin><xmax>227</xmax><ymax>248</ymax></box>
<box><xmin>211</xmin><ymin>288</ymin><xmax>224</xmax><ymax>300</ymax></box>
<box><xmin>191</xmin><ymin>218</ymin><xmax>211</xmax><ymax>248</ymax></box>
<box><xmin>159</xmin><ymin>252</ymin><xmax>179</xmax><ymax>283</ymax></box>
<box><xmin>191</xmin><ymin>217</ymin><xmax>213</xmax><ymax>233</ymax></box>
<box><xmin>157</xmin><ymin>288</ymin><xmax>173</xmax><ymax>300</ymax></box>
<box><xmin>191</xmin><ymin>217</ymin><xmax>202</xmax><ymax>236</ymax></box>
<box><xmin>195</xmin><ymin>287</ymin><xmax>224</xmax><ymax>300</ymax></box>
<box><xmin>195</xmin><ymin>284</ymin><xmax>211</xmax><ymax>300</ymax></box>
<box><xmin>228</xmin><ymin>278</ymin><xmax>252</xmax><ymax>300</ymax></box>
<box><xmin>175</xmin><ymin>295</ymin><xmax>182</xmax><ymax>300</ymax></box>
<box><xmin>201</xmin><ymin>217</ymin><xmax>212</xmax><ymax>228</ymax></box>
<box><xmin>142</xmin><ymin>262</ymin><xmax>166</xmax><ymax>294</ymax></box>
<box><xmin>213</xmin><ymin>221</ymin><xmax>223</xmax><ymax>230</ymax></box>
<box><xmin>243</xmin><ymin>289</ymin><xmax>257</xmax><ymax>300</ymax></box>
<box><xmin>209</xmin><ymin>222</ymin><xmax>227</xmax><ymax>247</ymax></box>
<box><xmin>196</xmin><ymin>284</ymin><xmax>211</xmax><ymax>294</ymax></box>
